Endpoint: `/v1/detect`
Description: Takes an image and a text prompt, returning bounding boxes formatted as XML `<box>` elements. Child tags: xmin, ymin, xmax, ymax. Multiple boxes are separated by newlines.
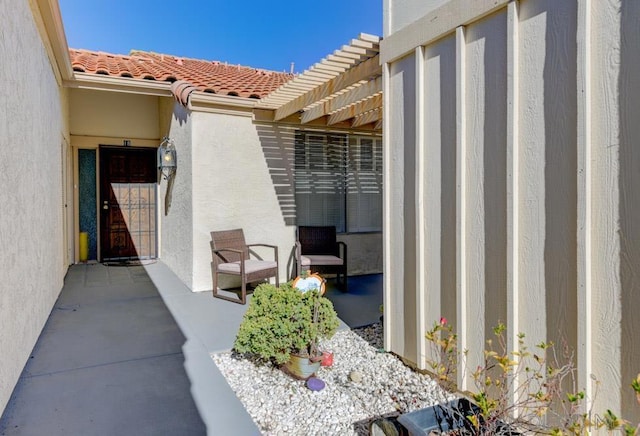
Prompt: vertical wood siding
<box><xmin>384</xmin><ymin>0</ymin><xmax>638</xmax><ymax>421</ymax></box>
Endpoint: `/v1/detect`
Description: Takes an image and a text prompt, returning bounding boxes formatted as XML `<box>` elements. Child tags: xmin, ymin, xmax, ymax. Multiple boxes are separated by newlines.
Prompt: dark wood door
<box><xmin>100</xmin><ymin>147</ymin><xmax>157</xmax><ymax>260</ymax></box>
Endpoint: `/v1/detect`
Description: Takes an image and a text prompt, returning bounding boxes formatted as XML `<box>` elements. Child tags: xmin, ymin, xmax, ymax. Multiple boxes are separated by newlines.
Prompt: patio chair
<box><xmin>295</xmin><ymin>226</ymin><xmax>347</xmax><ymax>291</ymax></box>
<box><xmin>210</xmin><ymin>228</ymin><xmax>279</xmax><ymax>304</ymax></box>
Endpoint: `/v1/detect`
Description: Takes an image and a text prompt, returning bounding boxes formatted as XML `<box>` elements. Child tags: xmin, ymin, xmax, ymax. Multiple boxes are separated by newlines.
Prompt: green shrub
<box><xmin>234</xmin><ymin>282</ymin><xmax>339</xmax><ymax>365</ymax></box>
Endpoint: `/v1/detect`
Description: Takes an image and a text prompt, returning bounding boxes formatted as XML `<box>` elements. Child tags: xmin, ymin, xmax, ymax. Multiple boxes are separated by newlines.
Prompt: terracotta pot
<box><xmin>281</xmin><ymin>354</ymin><xmax>321</xmax><ymax>380</ymax></box>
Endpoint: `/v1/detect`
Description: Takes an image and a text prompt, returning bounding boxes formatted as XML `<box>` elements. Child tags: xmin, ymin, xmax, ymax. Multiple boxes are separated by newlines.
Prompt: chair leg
<box><xmin>240</xmin><ymin>275</ymin><xmax>247</xmax><ymax>305</ymax></box>
<box><xmin>212</xmin><ymin>265</ymin><xmax>219</xmax><ymax>298</ymax></box>
<box><xmin>212</xmin><ymin>269</ymin><xmax>246</xmax><ymax>304</ymax></box>
<box><xmin>341</xmin><ymin>267</ymin><xmax>348</xmax><ymax>292</ymax></box>
<box><xmin>275</xmin><ymin>270</ymin><xmax>279</xmax><ymax>287</ymax></box>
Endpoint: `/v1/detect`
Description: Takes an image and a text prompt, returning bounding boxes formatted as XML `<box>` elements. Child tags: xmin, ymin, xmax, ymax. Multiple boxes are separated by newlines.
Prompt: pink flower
<box><xmin>440</xmin><ymin>317</ymin><xmax>447</xmax><ymax>326</ymax></box>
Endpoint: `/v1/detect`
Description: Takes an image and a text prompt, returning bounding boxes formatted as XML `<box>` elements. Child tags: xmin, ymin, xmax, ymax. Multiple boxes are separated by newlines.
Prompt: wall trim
<box><xmin>380</xmin><ymin>0</ymin><xmax>510</xmax><ymax>65</ymax></box>
<box><xmin>29</xmin><ymin>0</ymin><xmax>74</xmax><ymax>84</ymax></box>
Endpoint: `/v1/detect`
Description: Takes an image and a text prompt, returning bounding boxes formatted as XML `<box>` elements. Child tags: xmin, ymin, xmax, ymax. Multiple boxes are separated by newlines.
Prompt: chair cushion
<box><xmin>300</xmin><ymin>255</ymin><xmax>344</xmax><ymax>266</ymax></box>
<box><xmin>218</xmin><ymin>260</ymin><xmax>277</xmax><ymax>274</ymax></box>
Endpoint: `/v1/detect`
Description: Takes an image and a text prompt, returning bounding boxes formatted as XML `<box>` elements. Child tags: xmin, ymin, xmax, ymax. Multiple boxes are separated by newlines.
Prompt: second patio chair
<box><xmin>295</xmin><ymin>226</ymin><xmax>347</xmax><ymax>291</ymax></box>
<box><xmin>210</xmin><ymin>228</ymin><xmax>279</xmax><ymax>304</ymax></box>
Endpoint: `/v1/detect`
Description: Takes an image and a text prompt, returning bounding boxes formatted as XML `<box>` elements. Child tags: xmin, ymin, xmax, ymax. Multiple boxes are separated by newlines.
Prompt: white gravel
<box><xmin>211</xmin><ymin>323</ymin><xmax>452</xmax><ymax>435</ymax></box>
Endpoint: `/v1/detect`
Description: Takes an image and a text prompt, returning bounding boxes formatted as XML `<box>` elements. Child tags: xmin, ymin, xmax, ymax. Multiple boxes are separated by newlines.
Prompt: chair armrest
<box><xmin>247</xmin><ymin>243</ymin><xmax>278</xmax><ymax>262</ymax></box>
<box><xmin>211</xmin><ymin>247</ymin><xmax>243</xmax><ymax>264</ymax></box>
<box><xmin>337</xmin><ymin>241</ymin><xmax>347</xmax><ymax>259</ymax></box>
<box><xmin>247</xmin><ymin>243</ymin><xmax>277</xmax><ymax>250</ymax></box>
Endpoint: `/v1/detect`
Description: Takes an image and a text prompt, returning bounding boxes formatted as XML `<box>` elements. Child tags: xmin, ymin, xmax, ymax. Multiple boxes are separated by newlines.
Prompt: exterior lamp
<box><xmin>158</xmin><ymin>137</ymin><xmax>177</xmax><ymax>180</ymax></box>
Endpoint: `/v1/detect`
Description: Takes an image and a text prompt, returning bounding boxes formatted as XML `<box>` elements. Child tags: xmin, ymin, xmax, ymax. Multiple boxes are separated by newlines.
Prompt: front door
<box><xmin>100</xmin><ymin>146</ymin><xmax>157</xmax><ymax>261</ymax></box>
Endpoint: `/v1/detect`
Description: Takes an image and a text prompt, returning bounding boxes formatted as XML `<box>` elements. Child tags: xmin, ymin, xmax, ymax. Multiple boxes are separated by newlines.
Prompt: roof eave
<box><xmin>66</xmin><ymin>73</ymin><xmax>261</xmax><ymax>114</ymax></box>
<box><xmin>65</xmin><ymin>73</ymin><xmax>173</xmax><ymax>97</ymax></box>
<box><xmin>188</xmin><ymin>92</ymin><xmax>259</xmax><ymax>116</ymax></box>
<box><xmin>31</xmin><ymin>0</ymin><xmax>74</xmax><ymax>82</ymax></box>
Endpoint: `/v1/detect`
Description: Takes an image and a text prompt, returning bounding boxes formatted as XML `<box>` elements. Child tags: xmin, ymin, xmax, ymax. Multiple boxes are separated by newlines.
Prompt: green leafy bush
<box><xmin>234</xmin><ymin>282</ymin><xmax>339</xmax><ymax>365</ymax></box>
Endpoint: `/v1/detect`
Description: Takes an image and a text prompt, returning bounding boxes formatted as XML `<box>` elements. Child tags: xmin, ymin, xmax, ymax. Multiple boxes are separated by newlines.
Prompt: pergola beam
<box><xmin>300</xmin><ymin>77</ymin><xmax>383</xmax><ymax>124</ymax></box>
<box><xmin>274</xmin><ymin>54</ymin><xmax>381</xmax><ymax>121</ymax></box>
<box><xmin>328</xmin><ymin>94</ymin><xmax>383</xmax><ymax>126</ymax></box>
<box><xmin>351</xmin><ymin>107</ymin><xmax>382</xmax><ymax>128</ymax></box>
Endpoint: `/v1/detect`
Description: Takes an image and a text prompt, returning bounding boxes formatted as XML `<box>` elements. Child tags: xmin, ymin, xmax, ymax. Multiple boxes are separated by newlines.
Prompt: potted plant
<box><xmin>233</xmin><ymin>281</ymin><xmax>339</xmax><ymax>380</ymax></box>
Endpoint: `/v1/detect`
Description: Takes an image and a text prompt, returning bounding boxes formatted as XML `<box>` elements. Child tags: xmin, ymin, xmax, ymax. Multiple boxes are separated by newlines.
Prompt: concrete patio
<box><xmin>0</xmin><ymin>262</ymin><xmax>382</xmax><ymax>435</ymax></box>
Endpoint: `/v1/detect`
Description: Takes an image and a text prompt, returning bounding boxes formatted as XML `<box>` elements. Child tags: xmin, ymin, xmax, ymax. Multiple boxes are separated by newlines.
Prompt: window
<box><xmin>295</xmin><ymin>132</ymin><xmax>382</xmax><ymax>233</ymax></box>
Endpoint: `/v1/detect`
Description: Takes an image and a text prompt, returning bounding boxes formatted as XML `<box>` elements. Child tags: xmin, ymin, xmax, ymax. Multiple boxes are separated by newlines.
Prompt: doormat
<box><xmin>103</xmin><ymin>259</ymin><xmax>157</xmax><ymax>267</ymax></box>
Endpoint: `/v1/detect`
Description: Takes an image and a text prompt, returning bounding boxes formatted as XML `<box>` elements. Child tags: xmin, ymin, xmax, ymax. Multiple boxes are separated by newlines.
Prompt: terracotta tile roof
<box><xmin>69</xmin><ymin>49</ymin><xmax>294</xmax><ymax>99</ymax></box>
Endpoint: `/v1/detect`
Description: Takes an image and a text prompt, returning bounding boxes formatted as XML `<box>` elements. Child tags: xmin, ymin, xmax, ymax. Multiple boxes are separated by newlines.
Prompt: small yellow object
<box><xmin>79</xmin><ymin>232</ymin><xmax>89</xmax><ymax>262</ymax></box>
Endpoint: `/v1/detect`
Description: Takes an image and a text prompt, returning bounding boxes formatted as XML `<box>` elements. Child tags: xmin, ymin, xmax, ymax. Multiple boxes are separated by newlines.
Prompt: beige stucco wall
<box><xmin>69</xmin><ymin>89</ymin><xmax>160</xmax><ymax>140</ymax></box>
<box><xmin>384</xmin><ymin>0</ymin><xmax>640</xmax><ymax>422</ymax></box>
<box><xmin>0</xmin><ymin>0</ymin><xmax>67</xmax><ymax>414</ymax></box>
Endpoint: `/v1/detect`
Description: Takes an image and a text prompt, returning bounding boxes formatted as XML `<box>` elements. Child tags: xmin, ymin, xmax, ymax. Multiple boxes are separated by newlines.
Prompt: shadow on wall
<box><xmin>620</xmin><ymin>0</ymin><xmax>640</xmax><ymax>422</ymax></box>
<box><xmin>255</xmin><ymin>123</ymin><xmax>297</xmax><ymax>226</ymax></box>
<box><xmin>173</xmin><ymin>103</ymin><xmax>190</xmax><ymax>126</ymax></box>
<box><xmin>255</xmin><ymin>123</ymin><xmax>298</xmax><ymax>278</ymax></box>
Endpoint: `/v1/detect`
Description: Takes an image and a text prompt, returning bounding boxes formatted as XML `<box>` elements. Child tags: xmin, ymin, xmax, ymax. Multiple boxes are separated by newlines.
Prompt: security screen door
<box><xmin>100</xmin><ymin>146</ymin><xmax>157</xmax><ymax>260</ymax></box>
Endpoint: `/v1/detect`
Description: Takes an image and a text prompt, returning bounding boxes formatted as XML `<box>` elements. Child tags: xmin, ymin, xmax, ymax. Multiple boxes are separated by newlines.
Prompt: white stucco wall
<box><xmin>0</xmin><ymin>0</ymin><xmax>66</xmax><ymax>414</ymax></box>
<box><xmin>190</xmin><ymin>111</ymin><xmax>296</xmax><ymax>292</ymax></box>
<box><xmin>159</xmin><ymin>101</ymin><xmax>194</xmax><ymax>288</ymax></box>
<box><xmin>384</xmin><ymin>0</ymin><xmax>639</xmax><ymax>421</ymax></box>
<box><xmin>160</xmin><ymin>107</ymin><xmax>384</xmax><ymax>293</ymax></box>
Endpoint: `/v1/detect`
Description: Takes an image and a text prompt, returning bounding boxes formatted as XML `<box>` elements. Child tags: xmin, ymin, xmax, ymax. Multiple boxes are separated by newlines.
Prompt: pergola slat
<box><xmin>328</xmin><ymin>94</ymin><xmax>383</xmax><ymax>126</ymax></box>
<box><xmin>351</xmin><ymin>106</ymin><xmax>382</xmax><ymax>128</ymax></box>
<box><xmin>258</xmin><ymin>33</ymin><xmax>382</xmax><ymax>129</ymax></box>
<box><xmin>274</xmin><ymin>55</ymin><xmax>381</xmax><ymax>121</ymax></box>
<box><xmin>300</xmin><ymin>78</ymin><xmax>382</xmax><ymax>124</ymax></box>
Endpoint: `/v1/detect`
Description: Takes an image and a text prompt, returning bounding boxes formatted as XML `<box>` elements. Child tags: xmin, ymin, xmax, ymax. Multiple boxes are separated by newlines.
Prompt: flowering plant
<box><xmin>425</xmin><ymin>318</ymin><xmax>640</xmax><ymax>434</ymax></box>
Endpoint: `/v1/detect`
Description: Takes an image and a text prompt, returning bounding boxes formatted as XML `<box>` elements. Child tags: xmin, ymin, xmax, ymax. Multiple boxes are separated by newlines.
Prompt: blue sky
<box><xmin>58</xmin><ymin>1</ymin><xmax>382</xmax><ymax>74</ymax></box>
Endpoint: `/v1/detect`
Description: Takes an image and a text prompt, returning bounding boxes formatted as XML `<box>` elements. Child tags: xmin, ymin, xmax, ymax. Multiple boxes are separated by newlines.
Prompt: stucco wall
<box><xmin>0</xmin><ymin>0</ymin><xmax>66</xmax><ymax>414</ymax></box>
<box><xmin>190</xmin><ymin>111</ymin><xmax>296</xmax><ymax>292</ymax></box>
<box><xmin>338</xmin><ymin>233</ymin><xmax>382</xmax><ymax>276</ymax></box>
<box><xmin>384</xmin><ymin>0</ymin><xmax>639</xmax><ymax>421</ymax></box>
<box><xmin>69</xmin><ymin>89</ymin><xmax>160</xmax><ymax>139</ymax></box>
<box><xmin>162</xmin><ymin>110</ymin><xmax>385</xmax><ymax>293</ymax></box>
<box><xmin>159</xmin><ymin>101</ymin><xmax>194</xmax><ymax>288</ymax></box>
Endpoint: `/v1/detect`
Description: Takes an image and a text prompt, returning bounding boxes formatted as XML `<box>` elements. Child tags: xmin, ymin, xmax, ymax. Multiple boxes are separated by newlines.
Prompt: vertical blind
<box><xmin>295</xmin><ymin>132</ymin><xmax>382</xmax><ymax>233</ymax></box>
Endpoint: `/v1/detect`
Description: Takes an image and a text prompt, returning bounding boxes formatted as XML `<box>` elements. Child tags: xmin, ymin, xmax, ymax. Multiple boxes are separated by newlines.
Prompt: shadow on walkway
<box><xmin>0</xmin><ymin>263</ymin><xmax>207</xmax><ymax>436</ymax></box>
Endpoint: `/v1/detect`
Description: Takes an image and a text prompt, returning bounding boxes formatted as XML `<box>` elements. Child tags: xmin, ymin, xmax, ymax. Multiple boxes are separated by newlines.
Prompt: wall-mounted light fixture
<box><xmin>158</xmin><ymin>137</ymin><xmax>177</xmax><ymax>180</ymax></box>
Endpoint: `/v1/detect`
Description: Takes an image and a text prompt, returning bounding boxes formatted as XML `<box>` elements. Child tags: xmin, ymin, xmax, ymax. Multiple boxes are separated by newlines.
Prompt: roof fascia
<box><xmin>188</xmin><ymin>93</ymin><xmax>258</xmax><ymax>116</ymax></box>
<box><xmin>66</xmin><ymin>73</ymin><xmax>261</xmax><ymax>116</ymax></box>
<box><xmin>65</xmin><ymin>73</ymin><xmax>173</xmax><ymax>97</ymax></box>
<box><xmin>29</xmin><ymin>0</ymin><xmax>74</xmax><ymax>83</ymax></box>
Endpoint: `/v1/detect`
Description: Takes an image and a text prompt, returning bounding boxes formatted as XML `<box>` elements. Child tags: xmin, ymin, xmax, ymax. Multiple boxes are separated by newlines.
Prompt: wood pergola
<box><xmin>258</xmin><ymin>33</ymin><xmax>382</xmax><ymax>131</ymax></box>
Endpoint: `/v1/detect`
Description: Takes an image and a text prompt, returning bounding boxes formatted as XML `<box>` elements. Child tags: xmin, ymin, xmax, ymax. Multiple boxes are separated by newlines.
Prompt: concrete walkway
<box><xmin>0</xmin><ymin>262</ymin><xmax>382</xmax><ymax>436</ymax></box>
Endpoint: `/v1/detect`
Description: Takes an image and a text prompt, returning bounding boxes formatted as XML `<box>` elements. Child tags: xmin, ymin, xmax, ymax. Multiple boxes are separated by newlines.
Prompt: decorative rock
<box><xmin>211</xmin><ymin>325</ymin><xmax>454</xmax><ymax>435</ymax></box>
<box><xmin>306</xmin><ymin>377</ymin><xmax>325</xmax><ymax>391</ymax></box>
<box><xmin>349</xmin><ymin>370</ymin><xmax>363</xmax><ymax>383</ymax></box>
<box><xmin>321</xmin><ymin>351</ymin><xmax>334</xmax><ymax>366</ymax></box>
